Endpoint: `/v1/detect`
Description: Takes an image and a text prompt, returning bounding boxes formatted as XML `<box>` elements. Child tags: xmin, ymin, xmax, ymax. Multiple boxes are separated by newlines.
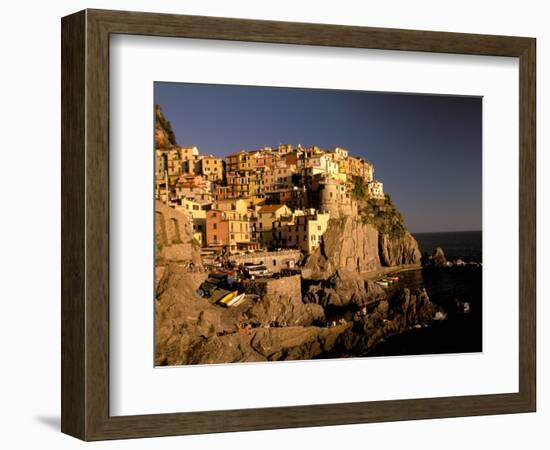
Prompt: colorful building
<box><xmin>256</xmin><ymin>204</ymin><xmax>293</xmax><ymax>248</ymax></box>
<box><xmin>205</xmin><ymin>209</ymin><xmax>254</xmax><ymax>252</ymax></box>
<box><xmin>273</xmin><ymin>210</ymin><xmax>330</xmax><ymax>254</ymax></box>
<box><xmin>212</xmin><ymin>198</ymin><xmax>249</xmax><ymax>215</ymax></box>
<box><xmin>367</xmin><ymin>180</ymin><xmax>385</xmax><ymax>200</ymax></box>
<box><xmin>200</xmin><ymin>155</ymin><xmax>224</xmax><ymax>182</ymax></box>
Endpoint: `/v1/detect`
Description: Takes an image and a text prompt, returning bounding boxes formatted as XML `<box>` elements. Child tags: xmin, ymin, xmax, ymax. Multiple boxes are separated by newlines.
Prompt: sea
<box><xmin>368</xmin><ymin>230</ymin><xmax>483</xmax><ymax>357</ymax></box>
<box><xmin>414</xmin><ymin>230</ymin><xmax>482</xmax><ymax>262</ymax></box>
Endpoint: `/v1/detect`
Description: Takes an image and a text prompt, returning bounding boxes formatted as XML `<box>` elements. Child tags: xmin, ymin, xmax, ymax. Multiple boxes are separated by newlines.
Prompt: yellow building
<box><xmin>226</xmin><ymin>150</ymin><xmax>255</xmax><ymax>172</ymax></box>
<box><xmin>300</xmin><ymin>154</ymin><xmax>338</xmax><ymax>178</ymax></box>
<box><xmin>180</xmin><ymin>146</ymin><xmax>199</xmax><ymax>159</ymax></box>
<box><xmin>200</xmin><ymin>155</ymin><xmax>224</xmax><ymax>181</ymax></box>
<box><xmin>303</xmin><ymin>211</ymin><xmax>330</xmax><ymax>253</ymax></box>
<box><xmin>274</xmin><ymin>210</ymin><xmax>330</xmax><ymax>254</ymax></box>
<box><xmin>262</xmin><ymin>166</ymin><xmax>276</xmax><ymax>192</ymax></box>
<box><xmin>173</xmin><ymin>198</ymin><xmax>209</xmax><ymax>247</ymax></box>
<box><xmin>170</xmin><ymin>146</ymin><xmax>201</xmax><ymax>176</ymax></box>
<box><xmin>346</xmin><ymin>156</ymin><xmax>374</xmax><ymax>182</ymax></box>
<box><xmin>257</xmin><ymin>204</ymin><xmax>293</xmax><ymax>247</ymax></box>
<box><xmin>176</xmin><ymin>198</ymin><xmax>207</xmax><ymax>220</ymax></box>
<box><xmin>212</xmin><ymin>198</ymin><xmax>249</xmax><ymax>215</ymax></box>
<box><xmin>226</xmin><ymin>211</ymin><xmax>252</xmax><ymax>252</ymax></box>
<box><xmin>273</xmin><ymin>162</ymin><xmax>296</xmax><ymax>189</ymax></box>
<box><xmin>332</xmin><ymin>147</ymin><xmax>349</xmax><ymax>160</ymax></box>
<box><xmin>165</xmin><ymin>148</ymin><xmax>183</xmax><ymax>177</ymax></box>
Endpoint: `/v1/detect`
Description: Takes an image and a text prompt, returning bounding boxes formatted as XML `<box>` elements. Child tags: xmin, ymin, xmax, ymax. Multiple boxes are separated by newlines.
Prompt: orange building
<box><xmin>284</xmin><ymin>151</ymin><xmax>298</xmax><ymax>166</ymax></box>
<box><xmin>206</xmin><ymin>209</ymin><xmax>229</xmax><ymax>248</ymax></box>
<box><xmin>206</xmin><ymin>209</ymin><xmax>253</xmax><ymax>252</ymax></box>
<box><xmin>254</xmin><ymin>149</ymin><xmax>279</xmax><ymax>168</ymax></box>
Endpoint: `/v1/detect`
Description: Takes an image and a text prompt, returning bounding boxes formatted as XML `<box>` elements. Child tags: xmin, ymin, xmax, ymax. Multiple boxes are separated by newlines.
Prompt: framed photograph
<box><xmin>61</xmin><ymin>9</ymin><xmax>536</xmax><ymax>441</ymax></box>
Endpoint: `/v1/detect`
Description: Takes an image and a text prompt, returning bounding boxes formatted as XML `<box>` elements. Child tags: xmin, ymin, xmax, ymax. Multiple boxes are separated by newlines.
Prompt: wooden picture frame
<box><xmin>61</xmin><ymin>9</ymin><xmax>536</xmax><ymax>441</ymax></box>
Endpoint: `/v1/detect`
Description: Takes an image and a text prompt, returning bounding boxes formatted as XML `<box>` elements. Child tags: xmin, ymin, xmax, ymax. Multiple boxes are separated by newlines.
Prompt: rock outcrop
<box><xmin>241</xmin><ymin>275</ymin><xmax>324</xmax><ymax>327</ymax></box>
<box><xmin>304</xmin><ymin>216</ymin><xmax>421</xmax><ymax>279</ymax></box>
<box><xmin>304</xmin><ymin>269</ymin><xmax>386</xmax><ymax>308</ymax></box>
<box><xmin>303</xmin><ymin>217</ymin><xmax>381</xmax><ymax>279</ymax></box>
<box><xmin>187</xmin><ymin>325</ymin><xmax>349</xmax><ymax>365</ymax></box>
<box><xmin>155</xmin><ymin>201</ymin><xmax>202</xmax><ymax>268</ymax></box>
<box><xmin>422</xmin><ymin>246</ymin><xmax>452</xmax><ymax>268</ymax></box>
<box><xmin>155</xmin><ymin>265</ymin><xmax>229</xmax><ymax>365</ymax></box>
<box><xmin>378</xmin><ymin>231</ymin><xmax>422</xmax><ymax>267</ymax></box>
<box><xmin>334</xmin><ymin>287</ymin><xmax>439</xmax><ymax>355</ymax></box>
<box><xmin>155</xmin><ymin>265</ymin><xmax>348</xmax><ymax>365</ymax></box>
<box><xmin>156</xmin><ymin>264</ymin><xmax>442</xmax><ymax>365</ymax></box>
<box><xmin>155</xmin><ymin>104</ymin><xmax>177</xmax><ymax>149</ymax></box>
<box><xmin>432</xmin><ymin>247</ymin><xmax>447</xmax><ymax>267</ymax></box>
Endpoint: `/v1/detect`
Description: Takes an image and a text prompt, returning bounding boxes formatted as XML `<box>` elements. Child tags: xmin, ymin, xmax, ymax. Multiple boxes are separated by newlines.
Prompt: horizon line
<box><xmin>411</xmin><ymin>229</ymin><xmax>482</xmax><ymax>234</ymax></box>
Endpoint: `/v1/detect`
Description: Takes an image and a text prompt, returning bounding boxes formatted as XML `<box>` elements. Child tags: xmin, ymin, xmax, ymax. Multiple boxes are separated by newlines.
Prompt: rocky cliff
<box><xmin>334</xmin><ymin>287</ymin><xmax>439</xmax><ymax>355</ymax></box>
<box><xmin>155</xmin><ymin>104</ymin><xmax>177</xmax><ymax>149</ymax></box>
<box><xmin>155</xmin><ymin>264</ymin><xmax>441</xmax><ymax>365</ymax></box>
<box><xmin>304</xmin><ymin>269</ymin><xmax>386</xmax><ymax>308</ymax></box>
<box><xmin>155</xmin><ymin>201</ymin><xmax>202</xmax><ymax>269</ymax></box>
<box><xmin>304</xmin><ymin>215</ymin><xmax>421</xmax><ymax>280</ymax></box>
<box><xmin>155</xmin><ymin>265</ymin><xmax>349</xmax><ymax>365</ymax></box>
<box><xmin>303</xmin><ymin>217</ymin><xmax>380</xmax><ymax>279</ymax></box>
<box><xmin>379</xmin><ymin>231</ymin><xmax>422</xmax><ymax>267</ymax></box>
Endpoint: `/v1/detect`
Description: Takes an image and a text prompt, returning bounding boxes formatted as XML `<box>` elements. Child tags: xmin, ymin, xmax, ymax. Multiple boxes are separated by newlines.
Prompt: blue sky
<box><xmin>155</xmin><ymin>82</ymin><xmax>482</xmax><ymax>233</ymax></box>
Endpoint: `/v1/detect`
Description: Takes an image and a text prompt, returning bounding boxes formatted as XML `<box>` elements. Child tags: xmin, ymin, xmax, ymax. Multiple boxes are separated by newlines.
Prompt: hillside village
<box><xmin>155</xmin><ymin>105</ymin><xmax>387</xmax><ymax>273</ymax></box>
<box><xmin>153</xmin><ymin>105</ymin><xmax>445</xmax><ymax>365</ymax></box>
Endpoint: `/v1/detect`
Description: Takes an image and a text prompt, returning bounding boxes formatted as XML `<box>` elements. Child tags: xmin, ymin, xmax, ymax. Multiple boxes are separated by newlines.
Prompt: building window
<box><xmin>213</xmin><ymin>223</ymin><xmax>217</xmax><ymax>230</ymax></box>
<box><xmin>273</xmin><ymin>259</ymin><xmax>277</xmax><ymax>266</ymax></box>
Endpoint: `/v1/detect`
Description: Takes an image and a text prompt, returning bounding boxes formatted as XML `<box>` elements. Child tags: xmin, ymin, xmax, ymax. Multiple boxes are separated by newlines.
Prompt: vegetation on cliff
<box><xmin>361</xmin><ymin>197</ymin><xmax>406</xmax><ymax>238</ymax></box>
<box><xmin>351</xmin><ymin>176</ymin><xmax>406</xmax><ymax>238</ymax></box>
<box><xmin>351</xmin><ymin>174</ymin><xmax>369</xmax><ymax>199</ymax></box>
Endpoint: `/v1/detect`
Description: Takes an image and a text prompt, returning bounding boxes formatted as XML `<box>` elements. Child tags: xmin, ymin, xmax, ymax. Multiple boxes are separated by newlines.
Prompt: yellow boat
<box><xmin>217</xmin><ymin>290</ymin><xmax>240</xmax><ymax>306</ymax></box>
<box><xmin>222</xmin><ymin>293</ymin><xmax>246</xmax><ymax>308</ymax></box>
<box><xmin>209</xmin><ymin>289</ymin><xmax>236</xmax><ymax>305</ymax></box>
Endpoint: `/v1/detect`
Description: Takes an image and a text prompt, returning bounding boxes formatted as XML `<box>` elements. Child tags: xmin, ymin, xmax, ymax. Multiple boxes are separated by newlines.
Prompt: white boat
<box><xmin>223</xmin><ymin>293</ymin><xmax>247</xmax><ymax>307</ymax></box>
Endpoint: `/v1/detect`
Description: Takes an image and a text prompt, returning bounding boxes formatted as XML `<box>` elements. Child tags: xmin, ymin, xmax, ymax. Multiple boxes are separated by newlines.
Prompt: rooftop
<box><xmin>258</xmin><ymin>204</ymin><xmax>287</xmax><ymax>213</ymax></box>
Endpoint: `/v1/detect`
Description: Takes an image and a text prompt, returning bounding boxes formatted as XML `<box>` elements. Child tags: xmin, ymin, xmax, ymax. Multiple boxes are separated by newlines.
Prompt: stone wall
<box><xmin>243</xmin><ymin>274</ymin><xmax>302</xmax><ymax>299</ymax></box>
<box><xmin>229</xmin><ymin>250</ymin><xmax>302</xmax><ymax>273</ymax></box>
<box><xmin>155</xmin><ymin>201</ymin><xmax>202</xmax><ymax>267</ymax></box>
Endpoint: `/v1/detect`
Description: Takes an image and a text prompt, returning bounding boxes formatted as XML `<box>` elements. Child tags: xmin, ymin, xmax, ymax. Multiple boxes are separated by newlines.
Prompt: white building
<box><xmin>366</xmin><ymin>180</ymin><xmax>385</xmax><ymax>200</ymax></box>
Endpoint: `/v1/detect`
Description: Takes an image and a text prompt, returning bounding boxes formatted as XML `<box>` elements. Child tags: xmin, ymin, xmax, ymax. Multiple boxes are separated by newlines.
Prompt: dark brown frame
<box><xmin>61</xmin><ymin>9</ymin><xmax>536</xmax><ymax>441</ymax></box>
